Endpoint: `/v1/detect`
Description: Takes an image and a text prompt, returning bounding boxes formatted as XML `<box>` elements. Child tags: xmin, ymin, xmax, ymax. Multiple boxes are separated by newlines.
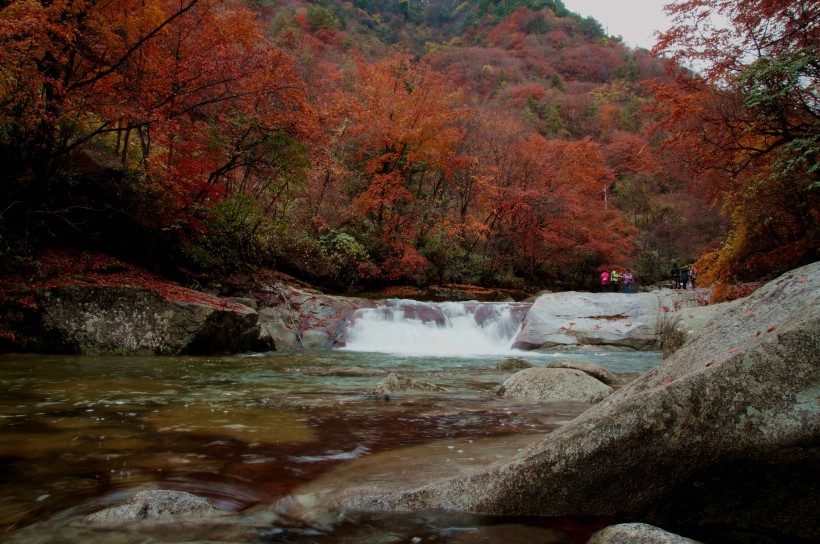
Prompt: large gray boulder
<box><xmin>513</xmin><ymin>290</ymin><xmax>707</xmax><ymax>350</ymax></box>
<box><xmin>313</xmin><ymin>262</ymin><xmax>820</xmax><ymax>541</ymax></box>
<box><xmin>497</xmin><ymin>367</ymin><xmax>612</xmax><ymax>402</ymax></box>
<box><xmin>34</xmin><ymin>285</ymin><xmax>263</xmax><ymax>355</ymax></box>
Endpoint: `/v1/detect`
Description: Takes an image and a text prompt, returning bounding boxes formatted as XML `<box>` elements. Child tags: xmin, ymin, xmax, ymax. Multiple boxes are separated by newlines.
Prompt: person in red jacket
<box><xmin>600</xmin><ymin>270</ymin><xmax>611</xmax><ymax>292</ymax></box>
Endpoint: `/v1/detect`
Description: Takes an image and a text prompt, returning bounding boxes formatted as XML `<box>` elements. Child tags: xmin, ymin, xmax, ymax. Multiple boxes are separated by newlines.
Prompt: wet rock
<box><xmin>546</xmin><ymin>357</ymin><xmax>622</xmax><ymax>385</ymax></box>
<box><xmin>513</xmin><ymin>290</ymin><xmax>708</xmax><ymax>350</ymax></box>
<box><xmin>495</xmin><ymin>357</ymin><xmax>534</xmax><ymax>371</ymax></box>
<box><xmin>30</xmin><ymin>285</ymin><xmax>262</xmax><ymax>355</ymax></box>
<box><xmin>373</xmin><ymin>373</ymin><xmax>448</xmax><ymax>394</ymax></box>
<box><xmin>398</xmin><ymin>303</ymin><xmax>448</xmax><ymax>324</ymax></box>
<box><xmin>325</xmin><ymin>262</ymin><xmax>820</xmax><ymax>541</ymax></box>
<box><xmin>256</xmin><ymin>283</ymin><xmax>375</xmax><ymax>350</ymax></box>
<box><xmin>497</xmin><ymin>367</ymin><xmax>612</xmax><ymax>402</ymax></box>
<box><xmin>588</xmin><ymin>523</ymin><xmax>702</xmax><ymax>544</ymax></box>
<box><xmin>470</xmin><ymin>301</ymin><xmax>530</xmax><ymax>328</ymax></box>
<box><xmin>85</xmin><ymin>490</ymin><xmax>221</xmax><ymax>525</ymax></box>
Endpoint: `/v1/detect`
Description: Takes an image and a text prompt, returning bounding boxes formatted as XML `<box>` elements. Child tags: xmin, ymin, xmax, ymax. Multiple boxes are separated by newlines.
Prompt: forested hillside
<box><xmin>1</xmin><ymin>0</ymin><xmax>816</xmax><ymax>295</ymax></box>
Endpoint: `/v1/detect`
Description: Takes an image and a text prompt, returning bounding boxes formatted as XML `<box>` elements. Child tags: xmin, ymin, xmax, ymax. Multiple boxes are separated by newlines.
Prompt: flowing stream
<box><xmin>0</xmin><ymin>300</ymin><xmax>665</xmax><ymax>543</ymax></box>
<box><xmin>342</xmin><ymin>300</ymin><xmax>528</xmax><ymax>356</ymax></box>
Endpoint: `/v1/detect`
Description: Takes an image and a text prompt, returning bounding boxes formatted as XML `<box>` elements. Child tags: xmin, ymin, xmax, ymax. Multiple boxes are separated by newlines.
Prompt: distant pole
<box><xmin>603</xmin><ymin>184</ymin><xmax>608</xmax><ymax>209</ymax></box>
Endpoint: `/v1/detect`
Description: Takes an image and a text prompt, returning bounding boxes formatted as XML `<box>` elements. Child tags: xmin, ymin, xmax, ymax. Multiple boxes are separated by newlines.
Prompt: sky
<box><xmin>560</xmin><ymin>0</ymin><xmax>672</xmax><ymax>50</ymax></box>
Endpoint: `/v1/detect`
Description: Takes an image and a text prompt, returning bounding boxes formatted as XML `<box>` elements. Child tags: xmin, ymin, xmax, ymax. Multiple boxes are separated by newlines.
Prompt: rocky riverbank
<box><xmin>1</xmin><ymin>250</ymin><xmax>711</xmax><ymax>356</ymax></box>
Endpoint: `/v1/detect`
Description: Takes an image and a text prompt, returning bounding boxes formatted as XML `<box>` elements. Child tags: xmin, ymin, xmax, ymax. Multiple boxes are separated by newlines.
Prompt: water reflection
<box><xmin>0</xmin><ymin>349</ymin><xmax>660</xmax><ymax>542</ymax></box>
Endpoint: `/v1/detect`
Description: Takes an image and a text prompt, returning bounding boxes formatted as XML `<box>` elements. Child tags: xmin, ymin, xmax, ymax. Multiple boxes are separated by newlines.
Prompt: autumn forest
<box><xmin>0</xmin><ymin>0</ymin><xmax>817</xmax><ymax>296</ymax></box>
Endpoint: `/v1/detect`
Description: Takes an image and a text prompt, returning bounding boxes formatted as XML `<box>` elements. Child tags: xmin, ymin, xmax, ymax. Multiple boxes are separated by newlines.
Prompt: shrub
<box><xmin>319</xmin><ymin>230</ymin><xmax>376</xmax><ymax>285</ymax></box>
<box><xmin>187</xmin><ymin>194</ymin><xmax>274</xmax><ymax>272</ymax></box>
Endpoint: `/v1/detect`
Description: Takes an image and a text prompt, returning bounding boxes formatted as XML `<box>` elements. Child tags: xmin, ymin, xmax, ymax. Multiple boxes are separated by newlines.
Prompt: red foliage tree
<box><xmin>337</xmin><ymin>53</ymin><xmax>470</xmax><ymax>280</ymax></box>
<box><xmin>0</xmin><ymin>0</ymin><xmax>314</xmax><ymax>265</ymax></box>
<box><xmin>651</xmin><ymin>0</ymin><xmax>819</xmax><ymax>288</ymax></box>
<box><xmin>557</xmin><ymin>44</ymin><xmax>626</xmax><ymax>83</ymax></box>
<box><xmin>465</xmin><ymin>109</ymin><xmax>635</xmax><ymax>283</ymax></box>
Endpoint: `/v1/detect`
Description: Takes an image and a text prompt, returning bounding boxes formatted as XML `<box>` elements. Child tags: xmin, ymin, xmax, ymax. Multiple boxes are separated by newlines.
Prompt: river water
<box><xmin>0</xmin><ymin>301</ymin><xmax>664</xmax><ymax>543</ymax></box>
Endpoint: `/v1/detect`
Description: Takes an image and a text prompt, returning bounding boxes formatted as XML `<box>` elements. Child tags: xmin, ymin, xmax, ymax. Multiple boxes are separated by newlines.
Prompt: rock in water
<box><xmin>495</xmin><ymin>357</ymin><xmax>534</xmax><ymax>371</ymax></box>
<box><xmin>497</xmin><ymin>367</ymin><xmax>612</xmax><ymax>402</ymax></box>
<box><xmin>373</xmin><ymin>372</ymin><xmax>449</xmax><ymax>394</ymax></box>
<box><xmin>86</xmin><ymin>490</ymin><xmax>220</xmax><ymax>525</ymax></box>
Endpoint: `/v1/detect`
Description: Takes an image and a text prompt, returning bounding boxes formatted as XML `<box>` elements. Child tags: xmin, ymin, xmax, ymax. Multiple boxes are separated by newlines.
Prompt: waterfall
<box><xmin>342</xmin><ymin>299</ymin><xmax>529</xmax><ymax>356</ymax></box>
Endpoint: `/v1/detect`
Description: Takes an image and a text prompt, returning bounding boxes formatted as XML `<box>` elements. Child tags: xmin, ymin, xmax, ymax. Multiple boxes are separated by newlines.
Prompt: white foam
<box><xmin>342</xmin><ymin>300</ymin><xmax>525</xmax><ymax>356</ymax></box>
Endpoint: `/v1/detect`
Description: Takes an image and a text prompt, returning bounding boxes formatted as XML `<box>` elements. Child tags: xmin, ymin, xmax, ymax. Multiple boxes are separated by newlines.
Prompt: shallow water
<box><xmin>0</xmin><ymin>349</ymin><xmax>662</xmax><ymax>543</ymax></box>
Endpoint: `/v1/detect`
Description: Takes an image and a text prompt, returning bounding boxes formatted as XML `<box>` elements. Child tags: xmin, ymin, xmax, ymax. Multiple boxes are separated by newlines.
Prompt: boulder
<box><xmin>588</xmin><ymin>523</ymin><xmax>702</xmax><ymax>544</ymax></box>
<box><xmin>497</xmin><ymin>367</ymin><xmax>613</xmax><ymax>402</ymax></box>
<box><xmin>318</xmin><ymin>262</ymin><xmax>820</xmax><ymax>541</ymax></box>
<box><xmin>546</xmin><ymin>357</ymin><xmax>622</xmax><ymax>385</ymax></box>
<box><xmin>513</xmin><ymin>290</ymin><xmax>707</xmax><ymax>350</ymax></box>
<box><xmin>255</xmin><ymin>283</ymin><xmax>374</xmax><ymax>349</ymax></box>
<box><xmin>373</xmin><ymin>373</ymin><xmax>449</xmax><ymax>394</ymax></box>
<box><xmin>32</xmin><ymin>285</ymin><xmax>263</xmax><ymax>355</ymax></box>
<box><xmin>661</xmin><ymin>298</ymin><xmax>742</xmax><ymax>357</ymax></box>
<box><xmin>495</xmin><ymin>357</ymin><xmax>534</xmax><ymax>371</ymax></box>
<box><xmin>85</xmin><ymin>490</ymin><xmax>220</xmax><ymax>525</ymax></box>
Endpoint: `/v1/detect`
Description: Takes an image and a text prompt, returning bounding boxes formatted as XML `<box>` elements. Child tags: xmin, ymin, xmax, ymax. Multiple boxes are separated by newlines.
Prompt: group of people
<box><xmin>670</xmin><ymin>263</ymin><xmax>697</xmax><ymax>289</ymax></box>
<box><xmin>598</xmin><ymin>263</ymin><xmax>698</xmax><ymax>293</ymax></box>
<box><xmin>599</xmin><ymin>268</ymin><xmax>635</xmax><ymax>293</ymax></box>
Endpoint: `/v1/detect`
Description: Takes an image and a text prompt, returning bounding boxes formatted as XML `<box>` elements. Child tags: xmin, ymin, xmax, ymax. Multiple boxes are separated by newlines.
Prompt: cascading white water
<box><xmin>342</xmin><ymin>299</ymin><xmax>527</xmax><ymax>356</ymax></box>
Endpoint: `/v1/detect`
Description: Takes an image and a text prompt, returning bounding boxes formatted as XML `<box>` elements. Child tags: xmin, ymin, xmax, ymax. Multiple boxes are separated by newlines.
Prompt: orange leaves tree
<box><xmin>286</xmin><ymin>41</ymin><xmax>638</xmax><ymax>288</ymax></box>
<box><xmin>652</xmin><ymin>0</ymin><xmax>819</xmax><ymax>288</ymax></box>
<box><xmin>335</xmin><ymin>53</ymin><xmax>470</xmax><ymax>282</ymax></box>
<box><xmin>467</xmin><ymin>109</ymin><xmax>635</xmax><ymax>285</ymax></box>
<box><xmin>0</xmin><ymin>0</ymin><xmax>312</xmax><ymax>268</ymax></box>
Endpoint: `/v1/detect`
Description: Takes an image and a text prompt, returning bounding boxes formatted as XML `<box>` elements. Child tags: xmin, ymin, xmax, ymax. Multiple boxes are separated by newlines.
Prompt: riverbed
<box><xmin>0</xmin><ymin>348</ymin><xmax>661</xmax><ymax>543</ymax></box>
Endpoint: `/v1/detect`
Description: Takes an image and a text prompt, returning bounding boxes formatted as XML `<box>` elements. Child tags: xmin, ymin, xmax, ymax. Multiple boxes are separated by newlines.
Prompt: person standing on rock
<box><xmin>671</xmin><ymin>263</ymin><xmax>681</xmax><ymax>289</ymax></box>
<box><xmin>600</xmin><ymin>270</ymin><xmax>611</xmax><ymax>292</ymax></box>
<box><xmin>681</xmin><ymin>265</ymin><xmax>690</xmax><ymax>289</ymax></box>
<box><xmin>611</xmin><ymin>269</ymin><xmax>622</xmax><ymax>292</ymax></box>
<box><xmin>623</xmin><ymin>269</ymin><xmax>634</xmax><ymax>293</ymax></box>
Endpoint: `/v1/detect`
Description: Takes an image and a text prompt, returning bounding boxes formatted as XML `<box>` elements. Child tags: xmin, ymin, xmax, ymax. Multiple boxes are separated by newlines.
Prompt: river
<box><xmin>0</xmin><ymin>300</ymin><xmax>663</xmax><ymax>543</ymax></box>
